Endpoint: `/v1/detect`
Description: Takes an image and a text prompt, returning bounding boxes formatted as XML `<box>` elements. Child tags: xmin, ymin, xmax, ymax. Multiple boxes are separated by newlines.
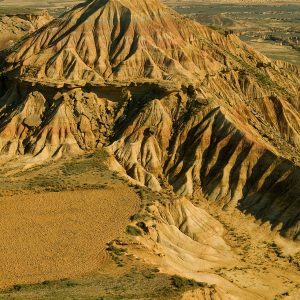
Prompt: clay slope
<box><xmin>1</xmin><ymin>0</ymin><xmax>294</xmax><ymax>84</ymax></box>
<box><xmin>0</xmin><ymin>11</ymin><xmax>53</xmax><ymax>51</ymax></box>
<box><xmin>107</xmin><ymin>84</ymin><xmax>300</xmax><ymax>240</ymax></box>
<box><xmin>0</xmin><ymin>0</ymin><xmax>299</xmax><ymax>240</ymax></box>
<box><xmin>134</xmin><ymin>197</ymin><xmax>264</xmax><ymax>299</ymax></box>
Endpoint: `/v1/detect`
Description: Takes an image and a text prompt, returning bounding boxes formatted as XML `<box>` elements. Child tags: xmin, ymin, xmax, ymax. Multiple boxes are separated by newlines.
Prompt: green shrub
<box><xmin>106</xmin><ymin>244</ymin><xmax>127</xmax><ymax>256</ymax></box>
<box><xmin>171</xmin><ymin>275</ymin><xmax>208</xmax><ymax>289</ymax></box>
<box><xmin>12</xmin><ymin>284</ymin><xmax>22</xmax><ymax>291</ymax></box>
<box><xmin>130</xmin><ymin>213</ymin><xmax>142</xmax><ymax>221</ymax></box>
<box><xmin>126</xmin><ymin>225</ymin><xmax>142</xmax><ymax>236</ymax></box>
<box><xmin>138</xmin><ymin>189</ymin><xmax>147</xmax><ymax>200</ymax></box>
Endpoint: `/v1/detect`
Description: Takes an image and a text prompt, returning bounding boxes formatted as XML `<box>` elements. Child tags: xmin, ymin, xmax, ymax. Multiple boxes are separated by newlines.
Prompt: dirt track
<box><xmin>0</xmin><ymin>188</ymin><xmax>139</xmax><ymax>287</ymax></box>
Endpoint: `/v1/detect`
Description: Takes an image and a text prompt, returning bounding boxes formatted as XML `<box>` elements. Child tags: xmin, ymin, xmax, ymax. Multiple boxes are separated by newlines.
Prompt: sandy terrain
<box><xmin>0</xmin><ymin>188</ymin><xmax>139</xmax><ymax>287</ymax></box>
<box><xmin>131</xmin><ymin>197</ymin><xmax>300</xmax><ymax>299</ymax></box>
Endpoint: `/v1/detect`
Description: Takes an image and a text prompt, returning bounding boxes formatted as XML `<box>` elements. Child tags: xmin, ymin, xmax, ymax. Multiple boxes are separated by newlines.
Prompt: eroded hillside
<box><xmin>0</xmin><ymin>0</ymin><xmax>299</xmax><ymax>298</ymax></box>
<box><xmin>0</xmin><ymin>11</ymin><xmax>53</xmax><ymax>51</ymax></box>
<box><xmin>0</xmin><ymin>0</ymin><xmax>299</xmax><ymax>241</ymax></box>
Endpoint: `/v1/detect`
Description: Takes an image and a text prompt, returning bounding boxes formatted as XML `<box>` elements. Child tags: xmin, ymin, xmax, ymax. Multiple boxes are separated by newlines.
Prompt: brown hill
<box><xmin>0</xmin><ymin>11</ymin><xmax>53</xmax><ymax>51</ymax></box>
<box><xmin>0</xmin><ymin>0</ymin><xmax>299</xmax><ymax>243</ymax></box>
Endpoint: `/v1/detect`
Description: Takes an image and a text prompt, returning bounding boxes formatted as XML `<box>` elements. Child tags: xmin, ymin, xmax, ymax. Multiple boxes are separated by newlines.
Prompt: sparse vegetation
<box><xmin>106</xmin><ymin>241</ymin><xmax>128</xmax><ymax>267</ymax></box>
<box><xmin>0</xmin><ymin>262</ymin><xmax>190</xmax><ymax>299</ymax></box>
<box><xmin>0</xmin><ymin>149</ymin><xmax>115</xmax><ymax>195</ymax></box>
<box><xmin>0</xmin><ymin>1</ymin><xmax>299</xmax><ymax>300</ymax></box>
<box><xmin>126</xmin><ymin>225</ymin><xmax>143</xmax><ymax>236</ymax></box>
<box><xmin>106</xmin><ymin>243</ymin><xmax>128</xmax><ymax>256</ymax></box>
<box><xmin>182</xmin><ymin>3</ymin><xmax>300</xmax><ymax>66</ymax></box>
<box><xmin>137</xmin><ymin>189</ymin><xmax>147</xmax><ymax>200</ymax></box>
<box><xmin>171</xmin><ymin>275</ymin><xmax>209</xmax><ymax>289</ymax></box>
<box><xmin>268</xmin><ymin>241</ymin><xmax>285</xmax><ymax>258</ymax></box>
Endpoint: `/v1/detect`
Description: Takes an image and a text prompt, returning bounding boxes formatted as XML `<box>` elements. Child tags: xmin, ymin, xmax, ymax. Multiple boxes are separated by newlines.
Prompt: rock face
<box><xmin>0</xmin><ymin>0</ymin><xmax>299</xmax><ymax>240</ymax></box>
<box><xmin>0</xmin><ymin>11</ymin><xmax>53</xmax><ymax>51</ymax></box>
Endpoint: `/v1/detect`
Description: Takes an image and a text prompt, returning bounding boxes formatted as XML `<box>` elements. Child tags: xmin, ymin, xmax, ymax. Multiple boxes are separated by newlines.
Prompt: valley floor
<box><xmin>0</xmin><ymin>189</ymin><xmax>138</xmax><ymax>287</ymax></box>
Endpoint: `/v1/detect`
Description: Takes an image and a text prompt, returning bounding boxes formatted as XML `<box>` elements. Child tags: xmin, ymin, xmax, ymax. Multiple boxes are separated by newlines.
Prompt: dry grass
<box><xmin>0</xmin><ymin>261</ymin><xmax>191</xmax><ymax>300</ymax></box>
<box><xmin>0</xmin><ymin>150</ymin><xmax>143</xmax><ymax>288</ymax></box>
<box><xmin>0</xmin><ymin>188</ymin><xmax>139</xmax><ymax>287</ymax></box>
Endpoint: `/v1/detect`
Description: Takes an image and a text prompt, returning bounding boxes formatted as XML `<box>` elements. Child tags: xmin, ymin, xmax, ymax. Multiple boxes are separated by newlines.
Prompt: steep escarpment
<box><xmin>0</xmin><ymin>81</ymin><xmax>122</xmax><ymax>161</ymax></box>
<box><xmin>0</xmin><ymin>0</ymin><xmax>299</xmax><ymax>241</ymax></box>
<box><xmin>107</xmin><ymin>87</ymin><xmax>299</xmax><ymax>240</ymax></box>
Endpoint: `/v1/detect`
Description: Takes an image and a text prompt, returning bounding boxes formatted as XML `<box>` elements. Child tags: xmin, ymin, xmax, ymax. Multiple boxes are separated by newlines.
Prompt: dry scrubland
<box><xmin>0</xmin><ymin>0</ymin><xmax>83</xmax><ymax>16</ymax></box>
<box><xmin>0</xmin><ymin>152</ymin><xmax>222</xmax><ymax>299</ymax></box>
<box><xmin>174</xmin><ymin>2</ymin><xmax>300</xmax><ymax>66</ymax></box>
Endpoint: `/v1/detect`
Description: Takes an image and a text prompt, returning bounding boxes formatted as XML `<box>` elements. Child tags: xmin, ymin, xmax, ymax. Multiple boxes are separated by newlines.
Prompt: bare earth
<box><xmin>0</xmin><ymin>188</ymin><xmax>139</xmax><ymax>287</ymax></box>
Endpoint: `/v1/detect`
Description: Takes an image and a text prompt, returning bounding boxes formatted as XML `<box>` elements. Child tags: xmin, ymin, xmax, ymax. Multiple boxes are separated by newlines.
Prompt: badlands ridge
<box><xmin>0</xmin><ymin>0</ymin><xmax>299</xmax><ymax>298</ymax></box>
<box><xmin>0</xmin><ymin>0</ymin><xmax>299</xmax><ymax>241</ymax></box>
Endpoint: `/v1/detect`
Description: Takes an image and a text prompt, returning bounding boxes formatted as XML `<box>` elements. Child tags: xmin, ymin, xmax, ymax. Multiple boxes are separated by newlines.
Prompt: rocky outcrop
<box><xmin>106</xmin><ymin>88</ymin><xmax>300</xmax><ymax>240</ymax></box>
<box><xmin>135</xmin><ymin>197</ymin><xmax>258</xmax><ymax>299</ymax></box>
<box><xmin>0</xmin><ymin>81</ymin><xmax>118</xmax><ymax>160</ymax></box>
<box><xmin>0</xmin><ymin>11</ymin><xmax>53</xmax><ymax>51</ymax></box>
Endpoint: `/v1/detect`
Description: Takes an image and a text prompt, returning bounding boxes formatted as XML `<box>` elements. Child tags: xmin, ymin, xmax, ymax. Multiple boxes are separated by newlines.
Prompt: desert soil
<box><xmin>0</xmin><ymin>188</ymin><xmax>139</xmax><ymax>287</ymax></box>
